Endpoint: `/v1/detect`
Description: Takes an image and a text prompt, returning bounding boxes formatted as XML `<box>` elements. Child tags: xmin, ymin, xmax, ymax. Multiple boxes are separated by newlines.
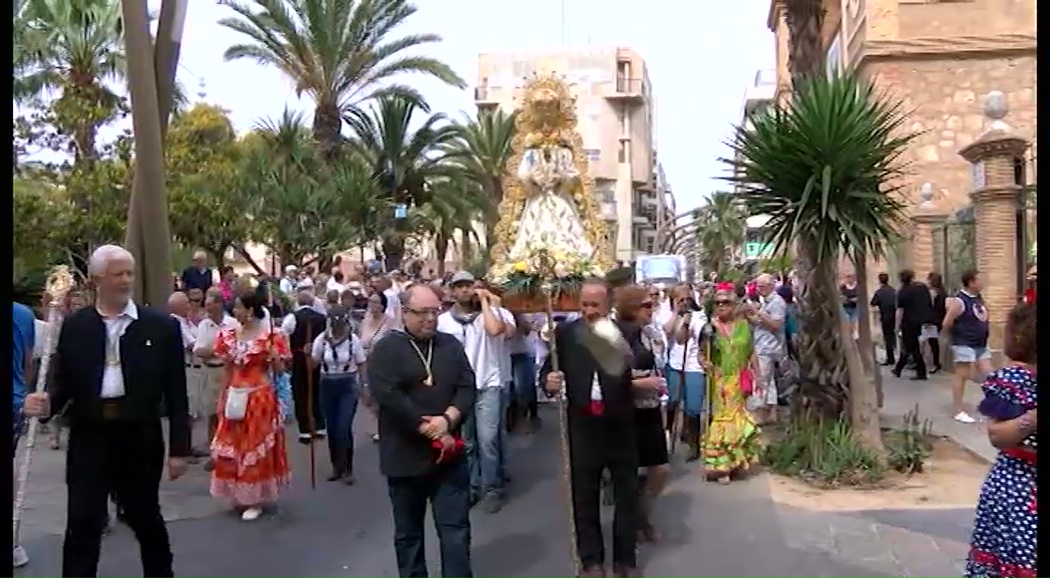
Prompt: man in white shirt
<box><xmin>374</xmin><ymin>276</ymin><xmax>403</xmax><ymax>329</ymax></box>
<box><xmin>327</xmin><ymin>270</ymin><xmax>347</xmax><ymax>294</ymax></box>
<box><xmin>437</xmin><ymin>271</ymin><xmax>514</xmax><ymax>514</ymax></box>
<box><xmin>193</xmin><ymin>289</ymin><xmax>240</xmax><ymax>464</ymax></box>
<box><xmin>662</xmin><ymin>284</ymin><xmax>709</xmax><ymax>461</ymax></box>
<box><xmin>279</xmin><ymin>265</ymin><xmax>298</xmax><ymax>295</ymax></box>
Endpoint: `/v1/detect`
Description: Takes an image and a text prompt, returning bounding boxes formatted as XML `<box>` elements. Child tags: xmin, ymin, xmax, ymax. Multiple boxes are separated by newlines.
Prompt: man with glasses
<box><xmin>369</xmin><ymin>284</ymin><xmax>476</xmax><ymax>578</ymax></box>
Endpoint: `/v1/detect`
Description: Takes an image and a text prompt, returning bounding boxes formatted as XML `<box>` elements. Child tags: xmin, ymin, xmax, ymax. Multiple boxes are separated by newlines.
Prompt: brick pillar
<box><xmin>911</xmin><ymin>212</ymin><xmax>947</xmax><ymax>280</ymax></box>
<box><xmin>958</xmin><ymin>92</ymin><xmax>1030</xmax><ymax>352</ymax></box>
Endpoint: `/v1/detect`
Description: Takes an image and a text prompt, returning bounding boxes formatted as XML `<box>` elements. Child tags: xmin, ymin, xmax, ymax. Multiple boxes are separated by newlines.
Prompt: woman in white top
<box><xmin>310</xmin><ymin>304</ymin><xmax>366</xmax><ymax>484</ymax></box>
<box><xmin>358</xmin><ymin>290</ymin><xmax>391</xmax><ymax>442</ymax></box>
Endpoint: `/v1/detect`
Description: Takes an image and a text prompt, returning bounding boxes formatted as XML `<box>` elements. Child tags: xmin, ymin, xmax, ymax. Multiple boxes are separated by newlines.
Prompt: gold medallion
<box><xmin>409</xmin><ymin>339</ymin><xmax>434</xmax><ymax>388</ymax></box>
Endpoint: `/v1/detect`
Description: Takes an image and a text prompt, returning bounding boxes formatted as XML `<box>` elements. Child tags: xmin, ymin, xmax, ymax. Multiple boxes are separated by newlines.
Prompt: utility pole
<box><xmin>122</xmin><ymin>0</ymin><xmax>187</xmax><ymax>307</ymax></box>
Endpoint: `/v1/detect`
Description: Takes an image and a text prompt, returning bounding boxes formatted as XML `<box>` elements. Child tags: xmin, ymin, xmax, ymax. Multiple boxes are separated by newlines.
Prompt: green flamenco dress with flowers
<box><xmin>701</xmin><ymin>317</ymin><xmax>763</xmax><ymax>476</ymax></box>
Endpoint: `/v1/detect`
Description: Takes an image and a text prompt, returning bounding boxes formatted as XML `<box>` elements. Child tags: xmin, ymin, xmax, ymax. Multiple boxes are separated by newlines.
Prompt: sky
<box><xmin>150</xmin><ymin>1</ymin><xmax>775</xmax><ymax>214</ymax></box>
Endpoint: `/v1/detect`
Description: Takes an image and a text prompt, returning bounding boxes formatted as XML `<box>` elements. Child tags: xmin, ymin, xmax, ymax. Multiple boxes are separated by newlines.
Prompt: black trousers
<box><xmin>880</xmin><ymin>317</ymin><xmax>897</xmax><ymax>363</ymax></box>
<box><xmin>387</xmin><ymin>459</ymin><xmax>473</xmax><ymax>578</ymax></box>
<box><xmin>63</xmin><ymin>419</ymin><xmax>173</xmax><ymax>577</ymax></box>
<box><xmin>894</xmin><ymin>325</ymin><xmax>926</xmax><ymax>378</ymax></box>
<box><xmin>290</xmin><ymin>355</ymin><xmax>325</xmax><ymax>435</ymax></box>
<box><xmin>569</xmin><ymin>412</ymin><xmax>639</xmax><ymax>570</ymax></box>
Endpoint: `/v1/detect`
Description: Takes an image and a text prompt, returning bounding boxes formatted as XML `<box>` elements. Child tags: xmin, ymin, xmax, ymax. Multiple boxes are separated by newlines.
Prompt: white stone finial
<box><xmin>918</xmin><ymin>182</ymin><xmax>935</xmax><ymax>209</ymax></box>
<box><xmin>982</xmin><ymin>91</ymin><xmax>1011</xmax><ymax>133</ymax></box>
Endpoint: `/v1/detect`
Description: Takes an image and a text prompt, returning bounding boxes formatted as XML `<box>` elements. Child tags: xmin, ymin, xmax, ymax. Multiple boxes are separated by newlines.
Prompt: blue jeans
<box><xmin>510</xmin><ymin>354</ymin><xmax>537</xmax><ymax>406</ymax></box>
<box><xmin>665</xmin><ymin>367</ymin><xmax>707</xmax><ymax>417</ymax></box>
<box><xmin>319</xmin><ymin>374</ymin><xmax>360</xmax><ymax>470</ymax></box>
<box><xmin>387</xmin><ymin>458</ymin><xmax>473</xmax><ymax>578</ymax></box>
<box><xmin>463</xmin><ymin>387</ymin><xmax>506</xmax><ymax>498</ymax></box>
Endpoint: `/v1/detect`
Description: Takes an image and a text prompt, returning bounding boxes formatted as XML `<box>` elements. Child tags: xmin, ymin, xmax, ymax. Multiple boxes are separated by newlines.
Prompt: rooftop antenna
<box><xmin>560</xmin><ymin>0</ymin><xmax>566</xmax><ymax>46</ymax></box>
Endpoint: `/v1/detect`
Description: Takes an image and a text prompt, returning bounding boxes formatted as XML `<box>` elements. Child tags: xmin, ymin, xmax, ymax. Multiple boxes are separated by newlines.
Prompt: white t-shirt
<box><xmin>437</xmin><ymin>308</ymin><xmax>516</xmax><ymax>390</ymax></box>
<box><xmin>666</xmin><ymin>311</ymin><xmax>708</xmax><ymax>373</ymax></box>
<box><xmin>311</xmin><ymin>332</ymin><xmax>366</xmax><ymax>376</ymax></box>
<box><xmin>193</xmin><ymin>314</ymin><xmax>241</xmax><ymax>358</ymax></box>
<box><xmin>383</xmin><ymin>287</ymin><xmax>403</xmax><ymax>328</ymax></box>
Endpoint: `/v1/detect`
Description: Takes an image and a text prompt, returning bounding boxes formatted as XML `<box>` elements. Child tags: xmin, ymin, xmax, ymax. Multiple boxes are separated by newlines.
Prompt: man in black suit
<box><xmin>23</xmin><ymin>244</ymin><xmax>190</xmax><ymax>578</ymax></box>
<box><xmin>892</xmin><ymin>269</ymin><xmax>932</xmax><ymax>380</ymax></box>
<box><xmin>369</xmin><ymin>284</ymin><xmax>476</xmax><ymax>578</ymax></box>
<box><xmin>284</xmin><ymin>287</ymin><xmax>328</xmax><ymax>442</ymax></box>
<box><xmin>543</xmin><ymin>278</ymin><xmax>641</xmax><ymax>578</ymax></box>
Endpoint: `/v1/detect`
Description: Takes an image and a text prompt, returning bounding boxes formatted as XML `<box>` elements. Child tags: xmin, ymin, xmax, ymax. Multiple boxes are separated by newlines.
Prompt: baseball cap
<box><xmin>449</xmin><ymin>271</ymin><xmax>475</xmax><ymax>285</ymax></box>
<box><xmin>285</xmin><ymin>265</ymin><xmax>298</xmax><ymax>273</ymax></box>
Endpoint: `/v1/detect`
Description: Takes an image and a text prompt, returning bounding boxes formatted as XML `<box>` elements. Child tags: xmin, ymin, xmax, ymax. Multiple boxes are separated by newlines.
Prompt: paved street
<box><xmin>15</xmin><ymin>394</ymin><xmax>973</xmax><ymax>577</ymax></box>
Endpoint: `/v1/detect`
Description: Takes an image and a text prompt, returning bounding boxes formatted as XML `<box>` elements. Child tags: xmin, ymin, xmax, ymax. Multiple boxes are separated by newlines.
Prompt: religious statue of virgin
<box><xmin>489</xmin><ymin>74</ymin><xmax>611</xmax><ymax>281</ymax></box>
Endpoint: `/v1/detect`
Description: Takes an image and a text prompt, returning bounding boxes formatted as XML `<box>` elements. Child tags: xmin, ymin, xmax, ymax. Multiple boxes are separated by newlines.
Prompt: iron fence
<box><xmin>935</xmin><ymin>206</ymin><xmax>976</xmax><ymax>293</ymax></box>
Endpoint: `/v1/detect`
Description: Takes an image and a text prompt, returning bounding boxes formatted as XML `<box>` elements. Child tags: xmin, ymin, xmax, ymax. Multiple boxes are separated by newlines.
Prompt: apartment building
<box><xmin>474</xmin><ymin>47</ymin><xmax>667</xmax><ymax>262</ymax></box>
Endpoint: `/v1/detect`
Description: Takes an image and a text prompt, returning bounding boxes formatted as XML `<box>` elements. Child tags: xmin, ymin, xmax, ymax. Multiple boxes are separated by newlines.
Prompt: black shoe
<box><xmin>881</xmin><ymin>360</ymin><xmax>894</xmax><ymax>366</ymax></box>
<box><xmin>911</xmin><ymin>375</ymin><xmax>928</xmax><ymax>381</ymax></box>
<box><xmin>891</xmin><ymin>368</ymin><xmax>902</xmax><ymax>378</ymax></box>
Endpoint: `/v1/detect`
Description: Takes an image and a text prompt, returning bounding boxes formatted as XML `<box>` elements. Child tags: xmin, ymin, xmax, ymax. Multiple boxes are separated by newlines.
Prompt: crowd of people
<box><xmin>9</xmin><ymin>246</ymin><xmax>1036</xmax><ymax>578</ymax></box>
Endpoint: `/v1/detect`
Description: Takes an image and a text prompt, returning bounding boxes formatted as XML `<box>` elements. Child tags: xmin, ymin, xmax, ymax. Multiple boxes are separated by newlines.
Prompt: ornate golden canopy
<box><xmin>488</xmin><ymin>73</ymin><xmax>612</xmax><ymax>272</ymax></box>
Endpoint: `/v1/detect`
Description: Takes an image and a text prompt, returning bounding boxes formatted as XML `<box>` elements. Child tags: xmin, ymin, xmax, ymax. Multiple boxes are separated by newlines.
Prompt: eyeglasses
<box><xmin>405</xmin><ymin>307</ymin><xmax>440</xmax><ymax>318</ymax></box>
<box><xmin>715</xmin><ymin>300</ymin><xmax>735</xmax><ymax>306</ymax></box>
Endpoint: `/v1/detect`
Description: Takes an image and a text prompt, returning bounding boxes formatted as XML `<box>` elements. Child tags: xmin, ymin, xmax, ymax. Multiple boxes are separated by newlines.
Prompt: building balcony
<box><xmin>605</xmin><ymin>78</ymin><xmax>645</xmax><ymax>101</ymax></box>
<box><xmin>474</xmin><ymin>86</ymin><xmax>498</xmax><ymax>108</ymax></box>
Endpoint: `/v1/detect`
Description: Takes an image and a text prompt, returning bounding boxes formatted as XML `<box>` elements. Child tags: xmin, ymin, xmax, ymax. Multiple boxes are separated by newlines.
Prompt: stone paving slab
<box><xmin>15</xmin><ymin>406</ymin><xmax>969</xmax><ymax>577</ymax></box>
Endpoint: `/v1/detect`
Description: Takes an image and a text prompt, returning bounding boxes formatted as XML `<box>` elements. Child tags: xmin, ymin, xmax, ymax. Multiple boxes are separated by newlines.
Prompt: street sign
<box><xmin>744</xmin><ymin>242</ymin><xmax>774</xmax><ymax>260</ymax></box>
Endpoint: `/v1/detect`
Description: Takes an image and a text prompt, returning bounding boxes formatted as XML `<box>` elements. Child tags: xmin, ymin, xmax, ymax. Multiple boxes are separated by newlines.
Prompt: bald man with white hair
<box><xmin>23</xmin><ymin>244</ymin><xmax>190</xmax><ymax>577</ymax></box>
<box><xmin>742</xmin><ymin>272</ymin><xmax>787</xmax><ymax>424</ymax></box>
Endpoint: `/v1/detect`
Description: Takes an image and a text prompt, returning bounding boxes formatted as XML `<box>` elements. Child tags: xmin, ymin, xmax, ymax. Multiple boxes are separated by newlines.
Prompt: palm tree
<box><xmin>417</xmin><ymin>176</ymin><xmax>488</xmax><ymax>276</ymax></box>
<box><xmin>695</xmin><ymin>191</ymin><xmax>746</xmax><ymax>276</ymax></box>
<box><xmin>345</xmin><ymin>95</ymin><xmax>461</xmax><ymax>269</ymax></box>
<box><xmin>784</xmin><ymin>0</ymin><xmax>827</xmax><ymax>85</ymax></box>
<box><xmin>219</xmin><ymin>0</ymin><xmax>465</xmax><ymax>157</ymax></box>
<box><xmin>446</xmin><ymin>109</ymin><xmax>517</xmax><ymax>251</ymax></box>
<box><xmin>16</xmin><ymin>0</ymin><xmax>127</xmax><ymax>161</ymax></box>
<box><xmin>722</xmin><ymin>73</ymin><xmax>918</xmax><ymax>448</ymax></box>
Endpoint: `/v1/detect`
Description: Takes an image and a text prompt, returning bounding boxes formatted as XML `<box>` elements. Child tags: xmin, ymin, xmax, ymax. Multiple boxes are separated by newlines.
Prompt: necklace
<box><xmin>408</xmin><ymin>338</ymin><xmax>434</xmax><ymax>386</ymax></box>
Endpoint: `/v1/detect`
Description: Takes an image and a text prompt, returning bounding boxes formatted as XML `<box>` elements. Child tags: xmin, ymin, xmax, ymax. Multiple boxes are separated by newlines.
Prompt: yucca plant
<box><xmin>721</xmin><ymin>72</ymin><xmax>919</xmax><ymax>449</ymax></box>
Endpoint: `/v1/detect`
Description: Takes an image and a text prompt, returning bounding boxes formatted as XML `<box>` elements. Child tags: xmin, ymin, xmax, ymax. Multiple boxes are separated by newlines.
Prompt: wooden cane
<box><xmin>14</xmin><ymin>266</ymin><xmax>74</xmax><ymax>551</ymax></box>
<box><xmin>304</xmin><ymin>322</ymin><xmax>317</xmax><ymax>490</ymax></box>
<box><xmin>542</xmin><ymin>285</ymin><xmax>581</xmax><ymax>578</ymax></box>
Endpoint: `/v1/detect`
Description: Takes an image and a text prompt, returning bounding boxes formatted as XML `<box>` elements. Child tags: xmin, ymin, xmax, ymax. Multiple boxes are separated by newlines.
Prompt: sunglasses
<box><xmin>715</xmin><ymin>300</ymin><xmax>735</xmax><ymax>306</ymax></box>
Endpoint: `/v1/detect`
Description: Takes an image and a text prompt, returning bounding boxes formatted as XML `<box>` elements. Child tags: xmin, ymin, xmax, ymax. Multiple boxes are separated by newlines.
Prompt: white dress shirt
<box><xmin>101</xmin><ymin>301</ymin><xmax>139</xmax><ymax>399</ymax></box>
<box><xmin>171</xmin><ymin>313</ymin><xmax>198</xmax><ymax>365</ymax></box>
<box><xmin>194</xmin><ymin>314</ymin><xmax>240</xmax><ymax>359</ymax></box>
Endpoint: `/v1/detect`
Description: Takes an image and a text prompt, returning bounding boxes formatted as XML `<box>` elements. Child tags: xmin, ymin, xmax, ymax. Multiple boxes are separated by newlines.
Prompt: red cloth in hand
<box><xmin>589</xmin><ymin>400</ymin><xmax>605</xmax><ymax>416</ymax></box>
<box><xmin>431</xmin><ymin>434</ymin><xmax>465</xmax><ymax>464</ymax></box>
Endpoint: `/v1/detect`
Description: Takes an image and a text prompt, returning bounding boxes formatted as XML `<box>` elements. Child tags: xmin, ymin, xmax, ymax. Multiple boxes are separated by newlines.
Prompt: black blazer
<box><xmin>48</xmin><ymin>305</ymin><xmax>191</xmax><ymax>457</ymax></box>
<box><xmin>541</xmin><ymin>318</ymin><xmax>635</xmax><ymax>418</ymax></box>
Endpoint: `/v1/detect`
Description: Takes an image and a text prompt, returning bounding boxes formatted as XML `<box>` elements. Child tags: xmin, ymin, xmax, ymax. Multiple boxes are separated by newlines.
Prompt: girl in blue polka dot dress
<box><xmin>966</xmin><ymin>302</ymin><xmax>1037</xmax><ymax>578</ymax></box>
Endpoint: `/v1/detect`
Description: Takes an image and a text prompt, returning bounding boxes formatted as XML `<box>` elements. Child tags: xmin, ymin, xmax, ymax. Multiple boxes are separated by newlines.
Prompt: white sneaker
<box><xmin>13</xmin><ymin>545</ymin><xmax>29</xmax><ymax>568</ymax></box>
<box><xmin>241</xmin><ymin>507</ymin><xmax>263</xmax><ymax>521</ymax></box>
<box><xmin>954</xmin><ymin>411</ymin><xmax>976</xmax><ymax>424</ymax></box>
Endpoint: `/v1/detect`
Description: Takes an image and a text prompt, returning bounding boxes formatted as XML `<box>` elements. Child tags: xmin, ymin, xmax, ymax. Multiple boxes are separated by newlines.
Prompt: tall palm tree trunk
<box><xmin>312</xmin><ymin>102</ymin><xmax>343</xmax><ymax>159</ymax></box>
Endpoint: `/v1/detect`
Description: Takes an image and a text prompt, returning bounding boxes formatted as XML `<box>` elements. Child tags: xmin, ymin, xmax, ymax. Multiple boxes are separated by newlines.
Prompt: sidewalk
<box><xmin>878</xmin><ymin>366</ymin><xmax>995</xmax><ymax>462</ymax></box>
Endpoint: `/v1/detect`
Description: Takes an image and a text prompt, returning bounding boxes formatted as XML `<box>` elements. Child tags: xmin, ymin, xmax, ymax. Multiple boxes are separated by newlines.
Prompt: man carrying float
<box><xmin>488</xmin><ymin>74</ymin><xmax>641</xmax><ymax>578</ymax></box>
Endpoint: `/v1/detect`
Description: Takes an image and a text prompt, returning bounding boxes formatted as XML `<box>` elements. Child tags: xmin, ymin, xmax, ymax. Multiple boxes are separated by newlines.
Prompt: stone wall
<box><xmin>860</xmin><ymin>54</ymin><xmax>1035</xmax><ymax>213</ymax></box>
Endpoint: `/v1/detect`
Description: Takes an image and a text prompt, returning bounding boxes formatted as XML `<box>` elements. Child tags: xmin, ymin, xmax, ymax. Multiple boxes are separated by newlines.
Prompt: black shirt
<box><xmin>368</xmin><ymin>330</ymin><xmax>476</xmax><ymax>478</ymax></box>
<box><xmin>840</xmin><ymin>283</ymin><xmax>860</xmax><ymax>311</ymax></box>
<box><xmin>870</xmin><ymin>285</ymin><xmax>897</xmax><ymax>321</ymax></box>
<box><xmin>897</xmin><ymin>281</ymin><xmax>932</xmax><ymax>330</ymax></box>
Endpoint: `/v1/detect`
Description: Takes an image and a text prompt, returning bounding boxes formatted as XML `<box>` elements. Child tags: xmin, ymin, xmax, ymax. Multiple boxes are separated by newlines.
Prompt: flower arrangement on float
<box><xmin>489</xmin><ymin>238</ymin><xmax>605</xmax><ymax>296</ymax></box>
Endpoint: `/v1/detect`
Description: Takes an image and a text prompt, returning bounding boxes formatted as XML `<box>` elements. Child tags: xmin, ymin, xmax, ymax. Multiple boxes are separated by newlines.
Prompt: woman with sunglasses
<box><xmin>616</xmin><ymin>285</ymin><xmax>670</xmax><ymax>544</ymax></box>
<box><xmin>700</xmin><ymin>283</ymin><xmax>762</xmax><ymax>484</ymax></box>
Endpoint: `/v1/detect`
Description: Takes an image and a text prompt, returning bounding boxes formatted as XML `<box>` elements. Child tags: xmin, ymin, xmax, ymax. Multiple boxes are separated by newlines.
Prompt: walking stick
<box><xmin>537</xmin><ymin>251</ymin><xmax>580</xmax><ymax>578</ymax></box>
<box><xmin>304</xmin><ymin>321</ymin><xmax>317</xmax><ymax>490</ymax></box>
<box><xmin>14</xmin><ymin>266</ymin><xmax>74</xmax><ymax>552</ymax></box>
<box><xmin>697</xmin><ymin>323</ymin><xmax>714</xmax><ymax>458</ymax></box>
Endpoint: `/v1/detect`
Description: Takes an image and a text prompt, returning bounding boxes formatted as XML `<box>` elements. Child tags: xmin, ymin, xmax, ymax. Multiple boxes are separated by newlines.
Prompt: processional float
<box><xmin>13</xmin><ymin>266</ymin><xmax>75</xmax><ymax>561</ymax></box>
<box><xmin>487</xmin><ymin>73</ymin><xmax>622</xmax><ymax>576</ymax></box>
